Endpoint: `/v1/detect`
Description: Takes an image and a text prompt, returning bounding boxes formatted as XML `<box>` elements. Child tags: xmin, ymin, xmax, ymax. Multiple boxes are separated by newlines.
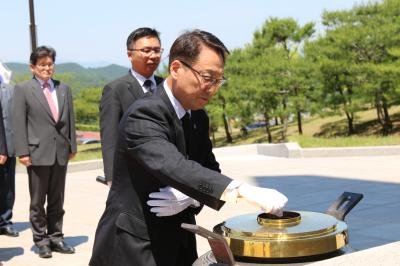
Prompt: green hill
<box><xmin>6</xmin><ymin>62</ymin><xmax>129</xmax><ymax>94</ymax></box>
<box><xmin>92</xmin><ymin>64</ymin><xmax>129</xmax><ymax>78</ymax></box>
<box><xmin>55</xmin><ymin>62</ymin><xmax>87</xmax><ymax>72</ymax></box>
<box><xmin>6</xmin><ymin>63</ymin><xmax>30</xmax><ymax>74</ymax></box>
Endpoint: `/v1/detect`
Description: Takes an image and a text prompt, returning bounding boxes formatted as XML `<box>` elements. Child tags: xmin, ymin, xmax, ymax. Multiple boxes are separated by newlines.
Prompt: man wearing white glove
<box><xmin>90</xmin><ymin>30</ymin><xmax>288</xmax><ymax>266</ymax></box>
<box><xmin>148</xmin><ymin>182</ymin><xmax>287</xmax><ymax>217</ymax></box>
<box><xmin>148</xmin><ymin>186</ymin><xmax>201</xmax><ymax>217</ymax></box>
<box><xmin>234</xmin><ymin>183</ymin><xmax>287</xmax><ymax>216</ymax></box>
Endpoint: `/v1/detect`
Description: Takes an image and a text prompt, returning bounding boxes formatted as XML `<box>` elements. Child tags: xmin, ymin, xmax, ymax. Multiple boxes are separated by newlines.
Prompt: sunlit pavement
<box><xmin>1</xmin><ymin>145</ymin><xmax>399</xmax><ymax>265</ymax></box>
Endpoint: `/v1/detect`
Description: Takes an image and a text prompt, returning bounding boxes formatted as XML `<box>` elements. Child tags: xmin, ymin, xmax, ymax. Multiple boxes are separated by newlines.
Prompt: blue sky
<box><xmin>2</xmin><ymin>0</ymin><xmax>370</xmax><ymax>67</ymax></box>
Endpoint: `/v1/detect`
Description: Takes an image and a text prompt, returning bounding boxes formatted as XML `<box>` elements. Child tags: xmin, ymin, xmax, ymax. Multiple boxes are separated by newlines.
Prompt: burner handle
<box><xmin>325</xmin><ymin>192</ymin><xmax>363</xmax><ymax>221</ymax></box>
<box><xmin>181</xmin><ymin>223</ymin><xmax>236</xmax><ymax>266</ymax></box>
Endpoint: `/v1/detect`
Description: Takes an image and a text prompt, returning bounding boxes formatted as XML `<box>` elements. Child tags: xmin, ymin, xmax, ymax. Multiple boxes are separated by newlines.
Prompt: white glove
<box><xmin>147</xmin><ymin>186</ymin><xmax>200</xmax><ymax>217</ymax></box>
<box><xmin>238</xmin><ymin>183</ymin><xmax>288</xmax><ymax>216</ymax></box>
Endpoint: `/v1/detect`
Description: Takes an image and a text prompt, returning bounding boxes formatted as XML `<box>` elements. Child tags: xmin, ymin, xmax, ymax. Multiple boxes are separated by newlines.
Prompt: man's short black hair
<box><xmin>126</xmin><ymin>27</ymin><xmax>161</xmax><ymax>49</ymax></box>
<box><xmin>168</xmin><ymin>29</ymin><xmax>229</xmax><ymax>68</ymax></box>
<box><xmin>30</xmin><ymin>46</ymin><xmax>56</xmax><ymax>65</ymax></box>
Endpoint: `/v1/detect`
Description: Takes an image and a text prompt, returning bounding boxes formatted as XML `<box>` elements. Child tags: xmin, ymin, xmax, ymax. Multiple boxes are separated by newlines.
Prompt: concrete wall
<box><xmin>257</xmin><ymin>143</ymin><xmax>400</xmax><ymax>158</ymax></box>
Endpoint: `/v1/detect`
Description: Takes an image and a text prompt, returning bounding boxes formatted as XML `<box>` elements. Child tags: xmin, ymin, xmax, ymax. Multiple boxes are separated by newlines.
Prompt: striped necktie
<box><xmin>143</xmin><ymin>79</ymin><xmax>153</xmax><ymax>93</ymax></box>
<box><xmin>43</xmin><ymin>81</ymin><xmax>58</xmax><ymax>121</ymax></box>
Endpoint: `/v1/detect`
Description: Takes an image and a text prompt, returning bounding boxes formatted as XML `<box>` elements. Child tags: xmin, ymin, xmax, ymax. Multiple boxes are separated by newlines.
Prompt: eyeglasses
<box><xmin>36</xmin><ymin>63</ymin><xmax>54</xmax><ymax>69</ymax></box>
<box><xmin>129</xmin><ymin>47</ymin><xmax>164</xmax><ymax>56</ymax></box>
<box><xmin>179</xmin><ymin>60</ymin><xmax>226</xmax><ymax>87</ymax></box>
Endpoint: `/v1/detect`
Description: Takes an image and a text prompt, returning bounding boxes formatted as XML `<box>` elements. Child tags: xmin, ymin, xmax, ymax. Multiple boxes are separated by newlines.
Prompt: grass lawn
<box><xmin>72</xmin><ymin>107</ymin><xmax>400</xmax><ymax>161</ymax></box>
<box><xmin>70</xmin><ymin>143</ymin><xmax>102</xmax><ymax>162</ymax></box>
<box><xmin>289</xmin><ymin>135</ymin><xmax>400</xmax><ymax>148</ymax></box>
<box><xmin>213</xmin><ymin>106</ymin><xmax>400</xmax><ymax>148</ymax></box>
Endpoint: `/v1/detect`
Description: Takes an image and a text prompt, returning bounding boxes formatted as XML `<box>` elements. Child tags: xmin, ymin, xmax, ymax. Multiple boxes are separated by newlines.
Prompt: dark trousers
<box><xmin>27</xmin><ymin>162</ymin><xmax>67</xmax><ymax>247</ymax></box>
<box><xmin>0</xmin><ymin>157</ymin><xmax>16</xmax><ymax>227</ymax></box>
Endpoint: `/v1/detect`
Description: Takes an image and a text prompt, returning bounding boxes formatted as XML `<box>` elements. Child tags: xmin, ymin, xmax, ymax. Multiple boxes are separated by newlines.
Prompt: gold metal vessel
<box><xmin>213</xmin><ymin>211</ymin><xmax>349</xmax><ymax>259</ymax></box>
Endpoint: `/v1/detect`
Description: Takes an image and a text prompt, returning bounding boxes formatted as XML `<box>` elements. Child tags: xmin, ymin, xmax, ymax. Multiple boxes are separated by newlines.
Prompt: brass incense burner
<box><xmin>184</xmin><ymin>192</ymin><xmax>363</xmax><ymax>265</ymax></box>
<box><xmin>214</xmin><ymin>210</ymin><xmax>348</xmax><ymax>259</ymax></box>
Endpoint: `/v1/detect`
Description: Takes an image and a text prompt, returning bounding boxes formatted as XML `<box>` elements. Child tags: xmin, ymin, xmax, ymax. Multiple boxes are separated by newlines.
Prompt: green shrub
<box><xmin>76</xmin><ymin>123</ymin><xmax>99</xmax><ymax>131</ymax></box>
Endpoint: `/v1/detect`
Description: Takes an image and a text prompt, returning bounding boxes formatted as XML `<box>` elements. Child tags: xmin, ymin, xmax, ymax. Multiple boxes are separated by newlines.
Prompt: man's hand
<box><xmin>19</xmin><ymin>155</ymin><xmax>32</xmax><ymax>167</ymax></box>
<box><xmin>107</xmin><ymin>180</ymin><xmax>112</xmax><ymax>188</ymax></box>
<box><xmin>0</xmin><ymin>155</ymin><xmax>7</xmax><ymax>165</ymax></box>
<box><xmin>238</xmin><ymin>183</ymin><xmax>288</xmax><ymax>216</ymax></box>
<box><xmin>147</xmin><ymin>186</ymin><xmax>200</xmax><ymax>217</ymax></box>
<box><xmin>69</xmin><ymin>152</ymin><xmax>76</xmax><ymax>160</ymax></box>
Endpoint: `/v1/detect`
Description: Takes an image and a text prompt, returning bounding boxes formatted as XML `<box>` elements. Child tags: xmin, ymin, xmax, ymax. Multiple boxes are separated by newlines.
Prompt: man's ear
<box><xmin>29</xmin><ymin>64</ymin><xmax>35</xmax><ymax>73</ymax></box>
<box><xmin>127</xmin><ymin>50</ymin><xmax>133</xmax><ymax>61</ymax></box>
<box><xmin>169</xmin><ymin>60</ymin><xmax>181</xmax><ymax>79</ymax></box>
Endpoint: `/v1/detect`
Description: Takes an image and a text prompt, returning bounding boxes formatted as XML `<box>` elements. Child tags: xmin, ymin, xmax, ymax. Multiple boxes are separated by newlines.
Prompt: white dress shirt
<box><xmin>130</xmin><ymin>69</ymin><xmax>157</xmax><ymax>93</ymax></box>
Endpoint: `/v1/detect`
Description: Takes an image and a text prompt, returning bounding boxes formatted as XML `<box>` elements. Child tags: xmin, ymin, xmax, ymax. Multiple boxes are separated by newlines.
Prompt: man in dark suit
<box><xmin>12</xmin><ymin>46</ymin><xmax>77</xmax><ymax>258</ymax></box>
<box><xmin>0</xmin><ymin>80</ymin><xmax>18</xmax><ymax>237</ymax></box>
<box><xmin>100</xmin><ymin>27</ymin><xmax>163</xmax><ymax>187</ymax></box>
<box><xmin>90</xmin><ymin>30</ymin><xmax>288</xmax><ymax>266</ymax></box>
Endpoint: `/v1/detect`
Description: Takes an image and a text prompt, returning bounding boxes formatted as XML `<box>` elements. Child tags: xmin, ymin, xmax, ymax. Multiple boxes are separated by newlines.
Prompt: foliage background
<box><xmin>7</xmin><ymin>0</ymin><xmax>400</xmax><ymax>141</ymax></box>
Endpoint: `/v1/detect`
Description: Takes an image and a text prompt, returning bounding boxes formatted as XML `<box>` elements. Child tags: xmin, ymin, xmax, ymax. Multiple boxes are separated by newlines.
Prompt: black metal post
<box><xmin>29</xmin><ymin>0</ymin><xmax>37</xmax><ymax>52</ymax></box>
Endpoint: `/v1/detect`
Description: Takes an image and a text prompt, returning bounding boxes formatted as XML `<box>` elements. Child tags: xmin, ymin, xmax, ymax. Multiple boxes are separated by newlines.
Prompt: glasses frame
<box><xmin>35</xmin><ymin>63</ymin><xmax>55</xmax><ymax>69</ymax></box>
<box><xmin>128</xmin><ymin>47</ymin><xmax>164</xmax><ymax>56</ymax></box>
<box><xmin>179</xmin><ymin>60</ymin><xmax>226</xmax><ymax>87</ymax></box>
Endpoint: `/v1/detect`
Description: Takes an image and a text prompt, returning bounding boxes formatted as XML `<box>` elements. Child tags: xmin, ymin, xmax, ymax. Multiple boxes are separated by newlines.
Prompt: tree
<box><xmin>349</xmin><ymin>0</ymin><xmax>400</xmax><ymax>135</ymax></box>
<box><xmin>252</xmin><ymin>18</ymin><xmax>315</xmax><ymax>140</ymax></box>
<box><xmin>312</xmin><ymin>0</ymin><xmax>400</xmax><ymax>135</ymax></box>
<box><xmin>74</xmin><ymin>87</ymin><xmax>102</xmax><ymax>125</ymax></box>
<box><xmin>208</xmin><ymin>48</ymin><xmax>255</xmax><ymax>144</ymax></box>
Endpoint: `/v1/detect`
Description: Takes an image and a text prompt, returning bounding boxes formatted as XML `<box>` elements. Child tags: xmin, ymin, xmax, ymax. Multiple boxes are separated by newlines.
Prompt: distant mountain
<box><xmin>90</xmin><ymin>64</ymin><xmax>129</xmax><ymax>79</ymax></box>
<box><xmin>6</xmin><ymin>62</ymin><xmax>129</xmax><ymax>94</ymax></box>
<box><xmin>55</xmin><ymin>62</ymin><xmax>87</xmax><ymax>73</ymax></box>
<box><xmin>6</xmin><ymin>63</ymin><xmax>30</xmax><ymax>74</ymax></box>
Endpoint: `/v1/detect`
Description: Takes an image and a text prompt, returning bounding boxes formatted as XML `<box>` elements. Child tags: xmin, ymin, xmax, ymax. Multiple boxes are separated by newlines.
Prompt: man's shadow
<box><xmin>30</xmin><ymin>235</ymin><xmax>89</xmax><ymax>254</ymax></box>
<box><xmin>0</xmin><ymin>222</ymin><xmax>29</xmax><ymax>262</ymax></box>
<box><xmin>64</xmin><ymin>235</ymin><xmax>89</xmax><ymax>247</ymax></box>
<box><xmin>0</xmin><ymin>247</ymin><xmax>24</xmax><ymax>262</ymax></box>
<box><xmin>12</xmin><ymin>222</ymin><xmax>31</xmax><ymax>233</ymax></box>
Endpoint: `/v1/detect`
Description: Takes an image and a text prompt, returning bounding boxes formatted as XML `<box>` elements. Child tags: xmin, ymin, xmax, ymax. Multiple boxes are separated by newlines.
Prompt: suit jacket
<box><xmin>0</xmin><ymin>83</ymin><xmax>14</xmax><ymax>156</ymax></box>
<box><xmin>90</xmin><ymin>85</ymin><xmax>232</xmax><ymax>266</ymax></box>
<box><xmin>0</xmin><ymin>101</ymin><xmax>7</xmax><ymax>155</ymax></box>
<box><xmin>99</xmin><ymin>72</ymin><xmax>163</xmax><ymax>181</ymax></box>
<box><xmin>12</xmin><ymin>78</ymin><xmax>77</xmax><ymax>166</ymax></box>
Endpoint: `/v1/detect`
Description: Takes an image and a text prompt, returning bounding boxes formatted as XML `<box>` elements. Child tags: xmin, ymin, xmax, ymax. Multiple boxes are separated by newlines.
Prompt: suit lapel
<box><xmin>55</xmin><ymin>80</ymin><xmax>65</xmax><ymax>121</ymax></box>
<box><xmin>31</xmin><ymin>80</ymin><xmax>55</xmax><ymax>123</ymax></box>
<box><xmin>157</xmin><ymin>85</ymin><xmax>187</xmax><ymax>156</ymax></box>
<box><xmin>125</xmin><ymin>72</ymin><xmax>145</xmax><ymax>99</ymax></box>
<box><xmin>126</xmin><ymin>73</ymin><xmax>164</xmax><ymax>99</ymax></box>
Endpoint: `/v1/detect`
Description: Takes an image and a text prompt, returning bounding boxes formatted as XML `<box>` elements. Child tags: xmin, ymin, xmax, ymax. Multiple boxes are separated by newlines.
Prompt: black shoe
<box><xmin>38</xmin><ymin>245</ymin><xmax>52</xmax><ymax>258</ymax></box>
<box><xmin>0</xmin><ymin>225</ymin><xmax>19</xmax><ymax>237</ymax></box>
<box><xmin>51</xmin><ymin>240</ymin><xmax>75</xmax><ymax>254</ymax></box>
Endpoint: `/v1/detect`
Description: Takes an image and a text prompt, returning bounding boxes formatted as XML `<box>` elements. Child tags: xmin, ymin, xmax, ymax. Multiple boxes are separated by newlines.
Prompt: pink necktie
<box><xmin>43</xmin><ymin>82</ymin><xmax>58</xmax><ymax>121</ymax></box>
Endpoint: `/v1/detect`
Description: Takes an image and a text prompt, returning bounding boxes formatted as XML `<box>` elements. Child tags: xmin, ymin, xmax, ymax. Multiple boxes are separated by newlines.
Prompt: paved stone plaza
<box><xmin>0</xmin><ymin>145</ymin><xmax>399</xmax><ymax>265</ymax></box>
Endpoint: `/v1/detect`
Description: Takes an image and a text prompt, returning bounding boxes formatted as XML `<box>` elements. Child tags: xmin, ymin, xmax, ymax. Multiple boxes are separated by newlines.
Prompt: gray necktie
<box><xmin>143</xmin><ymin>79</ymin><xmax>153</xmax><ymax>93</ymax></box>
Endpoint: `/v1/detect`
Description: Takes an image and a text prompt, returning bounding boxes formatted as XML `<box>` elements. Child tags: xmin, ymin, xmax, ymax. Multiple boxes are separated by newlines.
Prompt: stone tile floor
<box><xmin>1</xmin><ymin>146</ymin><xmax>399</xmax><ymax>265</ymax></box>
